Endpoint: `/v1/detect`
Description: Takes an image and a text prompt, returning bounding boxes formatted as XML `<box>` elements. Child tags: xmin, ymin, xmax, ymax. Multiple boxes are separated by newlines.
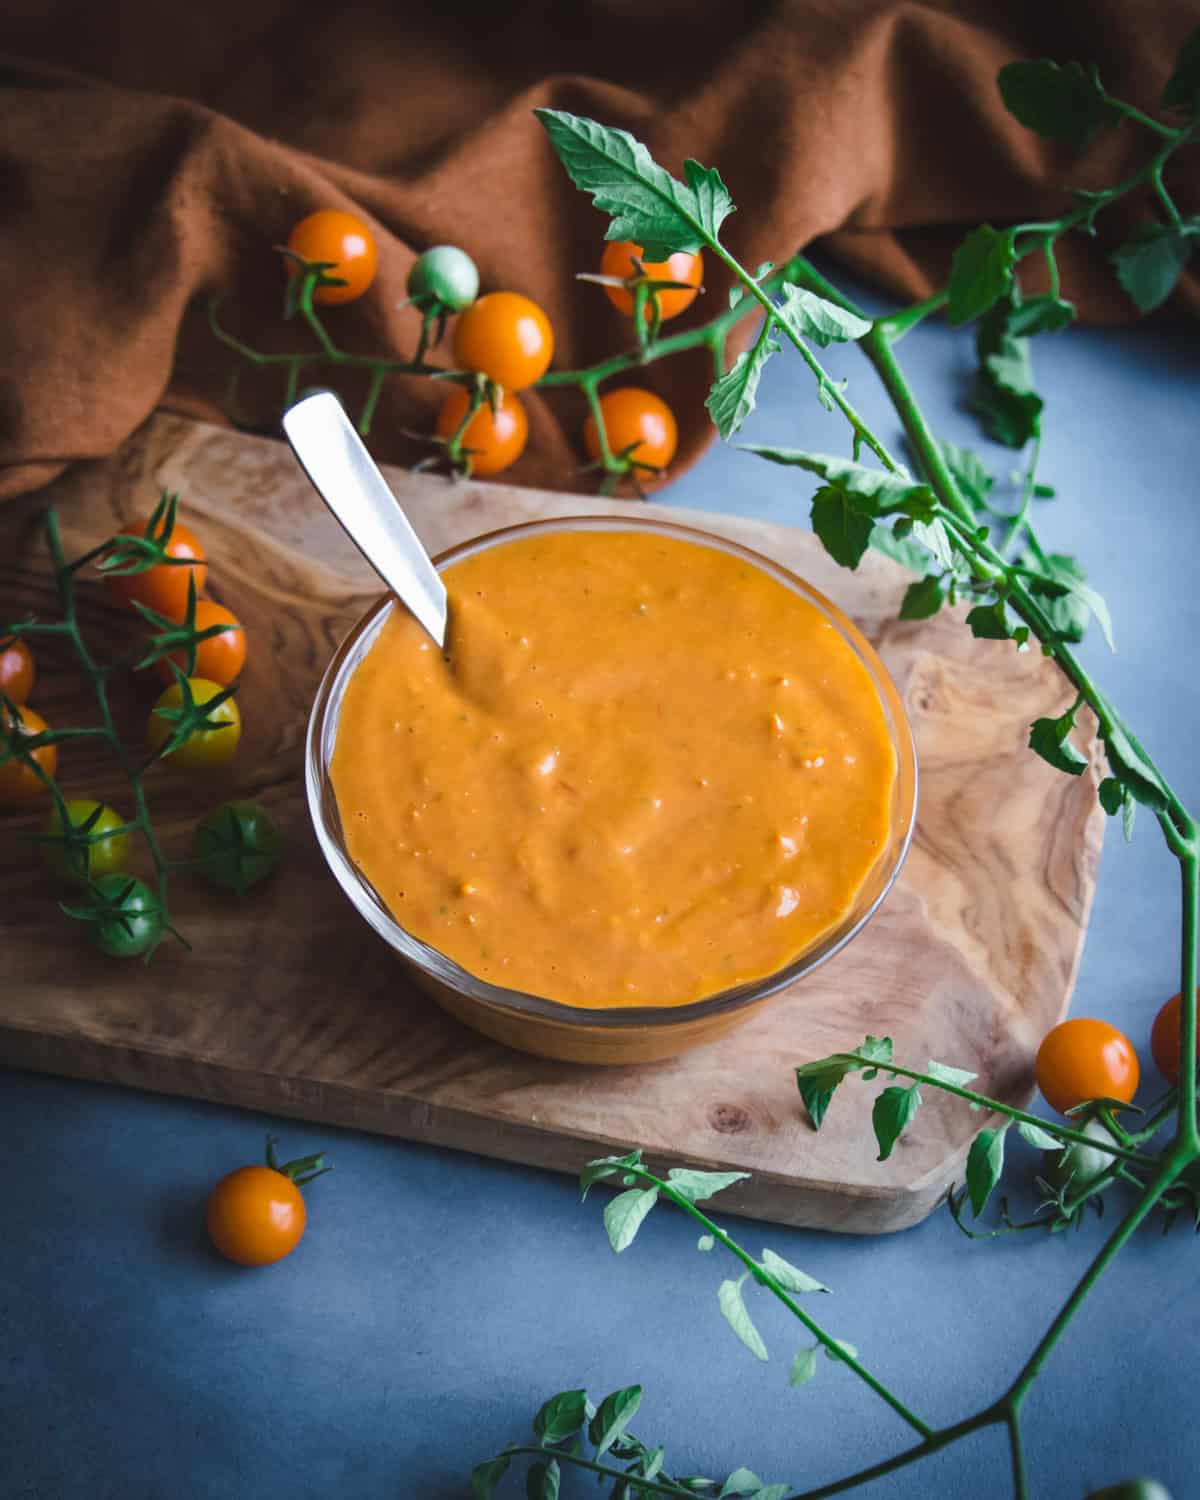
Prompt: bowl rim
<box><xmin>305</xmin><ymin>513</ymin><xmax>918</xmax><ymax>1031</ymax></box>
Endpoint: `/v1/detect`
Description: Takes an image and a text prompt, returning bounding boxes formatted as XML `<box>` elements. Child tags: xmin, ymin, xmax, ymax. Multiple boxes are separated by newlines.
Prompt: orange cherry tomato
<box><xmin>452</xmin><ymin>291</ymin><xmax>554</xmax><ymax>390</ymax></box>
<box><xmin>147</xmin><ymin>677</ymin><xmax>242</xmax><ymax>770</ymax></box>
<box><xmin>286</xmin><ymin>209</ymin><xmax>378</xmax><ymax>305</ymax></box>
<box><xmin>435</xmin><ymin>386</ymin><xmax>528</xmax><ymax>476</ymax></box>
<box><xmin>583</xmin><ymin>387</ymin><xmax>678</xmax><ymax>471</ymax></box>
<box><xmin>1034</xmin><ymin>1017</ymin><xmax>1140</xmax><ymax>1116</ymax></box>
<box><xmin>156</xmin><ymin>600</ymin><xmax>246</xmax><ymax>687</ymax></box>
<box><xmin>600</xmin><ymin>240</ymin><xmax>703</xmax><ymax>322</ymax></box>
<box><xmin>0</xmin><ymin>703</ymin><xmax>56</xmax><ymax>806</ymax></box>
<box><xmin>0</xmin><ymin>637</ymin><xmax>35</xmax><ymax>706</ymax></box>
<box><xmin>206</xmin><ymin>1166</ymin><xmax>307</xmax><ymax>1267</ymax></box>
<box><xmin>105</xmin><ymin>516</ymin><xmax>208</xmax><ymax>624</ymax></box>
<box><xmin>1150</xmin><ymin>990</ymin><xmax>1200</xmax><ymax>1084</ymax></box>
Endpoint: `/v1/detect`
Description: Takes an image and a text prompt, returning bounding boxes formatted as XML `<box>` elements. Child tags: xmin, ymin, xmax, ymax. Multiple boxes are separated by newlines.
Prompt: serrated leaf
<box><xmin>775</xmin><ymin>285</ymin><xmax>872</xmax><ymax>348</ymax></box>
<box><xmin>1162</xmin><ymin>24</ymin><xmax>1200</xmax><ymax>114</ymax></box>
<box><xmin>697</xmin><ymin>1233</ymin><xmax>715</xmax><ymax>1252</ymax></box>
<box><xmin>789</xmin><ymin>1346</ymin><xmax>820</xmax><ymax>1387</ymax></box>
<box><xmin>526</xmin><ymin>1458</ymin><xmax>560</xmax><ymax>1500</ymax></box>
<box><xmin>718</xmin><ymin>1276</ymin><xmax>768</xmax><ymax>1362</ymax></box>
<box><xmin>739</xmin><ymin>448</ymin><xmax>930</xmax><ymax>513</ymax></box>
<box><xmin>1018</xmin><ymin>1121</ymin><xmax>1064</xmax><ymax>1152</ymax></box>
<box><xmin>971</xmin><ymin>299</ymin><xmax>1043</xmax><ymax>447</ymax></box>
<box><xmin>872</xmin><ymin>1084</ymin><xmax>922</xmax><ymax>1162</ymax></box>
<box><xmin>588</xmin><ymin>1387</ymin><xmax>643</xmax><ymax>1460</ymax></box>
<box><xmin>718</xmin><ymin>1469</ymin><xmax>762</xmax><ymax>1498</ymax></box>
<box><xmin>1006</xmin><ymin>295</ymin><xmax>1077</xmax><ymax>337</ymax></box>
<box><xmin>1029</xmin><ymin>714</ymin><xmax>1089</xmax><ymax>777</ymax></box>
<box><xmin>603</xmin><ymin>1187</ymin><xmax>659</xmax><ymax>1253</ymax></box>
<box><xmin>966</xmin><ymin>1125</ymin><xmax>1009</xmax><ymax>1216</ymax></box>
<box><xmin>1112</xmin><ymin>224</ymin><xmax>1195</xmax><ymax>313</ymax></box>
<box><xmin>581</xmin><ymin>1150</ymin><xmax>643</xmax><ymax>1200</ymax></box>
<box><xmin>858</xmin><ymin>1036</ymin><xmax>894</xmax><ymax>1065</ymax></box>
<box><xmin>870</xmin><ymin>524</ymin><xmax>927</xmax><ymax>574</ymax></box>
<box><xmin>666</xmin><ymin>1168</ymin><xmax>750</xmax><ymax>1205</ymax></box>
<box><xmin>998</xmin><ymin>59</ymin><xmax>1123</xmax><ymax>146</ymax></box>
<box><xmin>1029</xmin><ymin>557</ymin><xmax>1114</xmax><ymax>651</ymax></box>
<box><xmin>948</xmin><ymin>225</ymin><xmax>1016</xmax><ymax>325</ymax></box>
<box><xmin>534</xmin><ymin>109</ymin><xmax>733</xmax><ymax>259</ymax></box>
<box><xmin>938</xmin><ymin>440</ymin><xmax>994</xmax><ymax>512</ymax></box>
<box><xmin>811</xmin><ymin>486</ymin><xmax>875</xmax><ymax>571</ymax></box>
<box><xmin>534</xmin><ymin>1390</ymin><xmax>590</xmax><ymax>1445</ymax></box>
<box><xmin>926</xmin><ymin>1059</ymin><xmax>978</xmax><ymax>1090</ymax></box>
<box><xmin>899</xmin><ymin>576</ymin><xmax>944</xmax><ymax>621</ymax></box>
<box><xmin>966</xmin><ymin>601</ymin><xmax>1011</xmax><ymax>641</ymax></box>
<box><xmin>760</xmin><ymin>1247</ymin><xmax>830</xmax><ymax>1295</ymax></box>
<box><xmin>472</xmin><ymin>1454</ymin><xmax>512</xmax><ymax>1500</ymax></box>
<box><xmin>706</xmin><ymin>334</ymin><xmax>780</xmax><ymax>438</ymax></box>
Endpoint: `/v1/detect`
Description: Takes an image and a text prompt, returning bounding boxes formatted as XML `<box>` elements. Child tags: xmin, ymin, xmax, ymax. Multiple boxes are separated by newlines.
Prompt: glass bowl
<box><xmin>306</xmin><ymin>516</ymin><xmax>917</xmax><ymax>1064</ymax></box>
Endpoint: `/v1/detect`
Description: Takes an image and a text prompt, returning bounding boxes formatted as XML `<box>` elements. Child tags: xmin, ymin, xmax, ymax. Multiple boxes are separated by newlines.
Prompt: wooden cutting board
<box><xmin>0</xmin><ymin>414</ymin><xmax>1103</xmax><ymax>1233</ymax></box>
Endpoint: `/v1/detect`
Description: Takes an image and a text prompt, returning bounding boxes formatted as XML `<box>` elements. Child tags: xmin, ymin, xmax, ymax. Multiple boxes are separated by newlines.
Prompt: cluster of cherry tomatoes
<box><xmin>1035</xmin><ymin>999</ymin><xmax>1197</xmax><ymax>1115</ymax></box>
<box><xmin>284</xmin><ymin>209</ymin><xmax>696</xmax><ymax>479</ymax></box>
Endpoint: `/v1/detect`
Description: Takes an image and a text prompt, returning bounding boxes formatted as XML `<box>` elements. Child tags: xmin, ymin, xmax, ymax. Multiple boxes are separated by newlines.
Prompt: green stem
<box><xmin>780</xmin><ymin>1410</ymin><xmax>999</xmax><ymax>1500</ymax></box>
<box><xmin>1001</xmin><ymin>433</ymin><xmax>1043</xmax><ymax>556</ymax></box>
<box><xmin>496</xmin><ymin>1446</ymin><xmax>694</xmax><ymax>1498</ymax></box>
<box><xmin>1006</xmin><ymin>1410</ymin><xmax>1028</xmax><ymax>1500</ymax></box>
<box><xmin>1176</xmin><ymin>853</ymin><xmax>1199</xmax><ymax>1150</ymax></box>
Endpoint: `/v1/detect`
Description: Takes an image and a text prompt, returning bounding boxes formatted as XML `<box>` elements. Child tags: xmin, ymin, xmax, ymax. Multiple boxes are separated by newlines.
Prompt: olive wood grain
<box><xmin>0</xmin><ymin>414</ymin><xmax>1104</xmax><ymax>1233</ymax></box>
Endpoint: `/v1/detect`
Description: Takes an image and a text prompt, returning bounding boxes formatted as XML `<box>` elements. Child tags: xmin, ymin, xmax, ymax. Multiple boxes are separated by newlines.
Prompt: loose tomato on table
<box><xmin>1150</xmin><ymin>990</ymin><xmax>1200</xmax><ymax>1084</ymax></box>
<box><xmin>1034</xmin><ymin>1017</ymin><xmax>1140</xmax><ymax>1116</ymax></box>
<box><xmin>0</xmin><ymin>637</ymin><xmax>34</xmax><ymax>705</ymax></box>
<box><xmin>192</xmin><ymin>800</ymin><xmax>281</xmax><ymax>893</ymax></box>
<box><xmin>599</xmin><ymin>240</ymin><xmax>703</xmax><ymax>322</ymax></box>
<box><xmin>42</xmin><ymin>799</ymin><xmax>132</xmax><ymax>883</ymax></box>
<box><xmin>452</xmin><ymin>291</ymin><xmax>554</xmax><ymax>390</ymax></box>
<box><xmin>105</xmin><ymin>515</ymin><xmax>208</xmax><ymax>623</ymax></box>
<box><xmin>286</xmin><ymin>209</ymin><xmax>378</xmax><ymax>305</ymax></box>
<box><xmin>157</xmin><ymin>600</ymin><xmax>246</xmax><ymax>687</ymax></box>
<box><xmin>435</xmin><ymin>386</ymin><xmax>528</xmax><ymax>476</ymax></box>
<box><xmin>206</xmin><ymin>1138</ymin><xmax>331</xmax><ymax>1267</ymax></box>
<box><xmin>583</xmin><ymin>387</ymin><xmax>678</xmax><ymax>472</ymax></box>
<box><xmin>0</xmin><ymin>703</ymin><xmax>56</xmax><ymax>806</ymax></box>
<box><xmin>147</xmin><ymin>677</ymin><xmax>242</xmax><ymax>770</ymax></box>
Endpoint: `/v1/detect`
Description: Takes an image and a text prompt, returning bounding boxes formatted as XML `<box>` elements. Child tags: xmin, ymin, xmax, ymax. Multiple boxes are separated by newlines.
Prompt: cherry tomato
<box><xmin>1041</xmin><ymin>1116</ymin><xmax>1121</xmax><ymax>1202</ymax></box>
<box><xmin>452</xmin><ymin>291</ymin><xmax>554</xmax><ymax>390</ymax></box>
<box><xmin>435</xmin><ymin>387</ymin><xmax>528</xmax><ymax>476</ymax></box>
<box><xmin>286</xmin><ymin>209</ymin><xmax>378</xmax><ymax>305</ymax></box>
<box><xmin>583</xmin><ymin>387</ymin><xmax>678</xmax><ymax>471</ymax></box>
<box><xmin>42</xmin><ymin>799</ymin><xmax>132</xmax><ymax>883</ymax></box>
<box><xmin>407</xmin><ymin>245</ymin><xmax>479</xmax><ymax>312</ymax></box>
<box><xmin>192</xmin><ymin>800</ymin><xmax>282</xmax><ymax>893</ymax></box>
<box><xmin>157</xmin><ymin>600</ymin><xmax>246</xmax><ymax>687</ymax></box>
<box><xmin>147</xmin><ymin>677</ymin><xmax>242</xmax><ymax>770</ymax></box>
<box><xmin>105</xmin><ymin>515</ymin><xmax>207</xmax><ymax>623</ymax></box>
<box><xmin>206</xmin><ymin>1139</ymin><xmax>330</xmax><ymax>1267</ymax></box>
<box><xmin>84</xmin><ymin>873</ymin><xmax>164</xmax><ymax>959</ymax></box>
<box><xmin>0</xmin><ymin>703</ymin><xmax>56</xmax><ymax>806</ymax></box>
<box><xmin>600</xmin><ymin>240</ymin><xmax>703</xmax><ymax>322</ymax></box>
<box><xmin>0</xmin><ymin>637</ymin><xmax>34</xmax><ymax>705</ymax></box>
<box><xmin>1150</xmin><ymin>989</ymin><xmax>1200</xmax><ymax>1084</ymax></box>
<box><xmin>1034</xmin><ymin>1017</ymin><xmax>1140</xmax><ymax>1116</ymax></box>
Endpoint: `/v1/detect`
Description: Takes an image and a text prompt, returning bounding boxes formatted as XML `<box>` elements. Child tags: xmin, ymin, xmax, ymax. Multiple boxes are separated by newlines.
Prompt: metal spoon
<box><xmin>282</xmin><ymin>390</ymin><xmax>448</xmax><ymax>647</ymax></box>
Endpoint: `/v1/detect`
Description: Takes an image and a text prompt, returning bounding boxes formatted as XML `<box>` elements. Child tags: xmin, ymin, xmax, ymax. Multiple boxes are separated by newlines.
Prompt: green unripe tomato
<box><xmin>407</xmin><ymin>245</ymin><xmax>479</xmax><ymax>312</ymax></box>
<box><xmin>1042</xmin><ymin>1115</ymin><xmax>1121</xmax><ymax>1200</ymax></box>
<box><xmin>43</xmin><ymin>799</ymin><xmax>132</xmax><ymax>884</ymax></box>
<box><xmin>192</xmin><ymin>800</ymin><xmax>282</xmax><ymax>894</ymax></box>
<box><xmin>87</xmin><ymin>873</ymin><xmax>164</xmax><ymax>959</ymax></box>
<box><xmin>1086</xmin><ymin>1481</ymin><xmax>1173</xmax><ymax>1500</ymax></box>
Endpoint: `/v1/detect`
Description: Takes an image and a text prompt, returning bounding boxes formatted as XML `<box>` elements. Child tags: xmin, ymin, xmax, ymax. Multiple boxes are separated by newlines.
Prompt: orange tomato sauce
<box><xmin>330</xmin><ymin>529</ymin><xmax>896</xmax><ymax>1008</ymax></box>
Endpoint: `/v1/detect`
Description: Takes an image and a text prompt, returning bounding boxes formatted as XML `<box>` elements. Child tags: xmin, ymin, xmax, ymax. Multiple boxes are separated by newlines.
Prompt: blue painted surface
<box><xmin>4</xmin><ymin>268</ymin><xmax>1199</xmax><ymax>1500</ymax></box>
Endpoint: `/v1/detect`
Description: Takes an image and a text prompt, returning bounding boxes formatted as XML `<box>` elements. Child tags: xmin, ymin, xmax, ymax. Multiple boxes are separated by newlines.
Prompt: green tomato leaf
<box><xmin>823</xmin><ymin>1339</ymin><xmax>859</xmax><ymax>1362</ymax></box>
<box><xmin>665</xmin><ymin>1168</ymin><xmax>750</xmax><ymax>1205</ymax></box>
<box><xmin>870</xmin><ymin>524</ymin><xmax>928</xmax><ymax>574</ymax></box>
<box><xmin>1005</xmin><ymin>295</ymin><xmax>1077</xmax><ymax>337</ymax></box>
<box><xmin>718</xmin><ymin>1275</ymin><xmax>769</xmax><ymax>1362</ymax></box>
<box><xmin>718</xmin><ymin>1469</ymin><xmax>762</xmax><ymax>1498</ymax></box>
<box><xmin>899</xmin><ymin>575</ymin><xmax>944</xmax><ymax>621</ymax></box>
<box><xmin>1029</xmin><ymin>713</ymin><xmax>1089</xmax><ymax>777</ymax></box>
<box><xmin>603</xmin><ymin>1186</ymin><xmax>659</xmax><ymax>1253</ymax></box>
<box><xmin>938</xmin><ymin>440</ymin><xmax>994</xmax><ymax>513</ymax></box>
<box><xmin>997</xmin><ymin>59</ymin><xmax>1123</xmax><ymax>146</ymax></box>
<box><xmin>966</xmin><ymin>1124</ymin><xmax>1009</xmax><ymax>1217</ymax></box>
<box><xmin>1163</xmin><ymin>23</ymin><xmax>1200</xmax><ymax>114</ymax></box>
<box><xmin>580</xmin><ymin>1149</ymin><xmax>644</xmax><ymax>1200</ymax></box>
<box><xmin>1099</xmin><ymin>720</ymin><xmax>1170</xmax><ymax>812</ymax></box>
<box><xmin>789</xmin><ymin>1346</ymin><xmax>820</xmax><ymax>1387</ymax></box>
<box><xmin>858</xmin><ymin>1036</ymin><xmax>895</xmax><ymax>1066</ymax></box>
<box><xmin>534</xmin><ymin>109</ymin><xmax>733</xmax><ymax>259</ymax></box>
<box><xmin>872</xmin><ymin>1083</ymin><xmax>923</xmax><ymax>1162</ymax></box>
<box><xmin>948</xmin><ymin>225</ymin><xmax>1016</xmax><ymax>326</ymax></box>
<box><xmin>775</xmin><ymin>285</ymin><xmax>872</xmax><ymax>347</ymax></box>
<box><xmin>526</xmin><ymin>1458</ymin><xmax>561</xmax><ymax>1500</ymax></box>
<box><xmin>588</xmin><ymin>1386</ymin><xmax>643</xmax><ymax>1460</ymax></box>
<box><xmin>926</xmin><ymin>1059</ymin><xmax>978</xmax><ymax>1090</ymax></box>
<box><xmin>706</xmin><ymin>334</ymin><xmax>780</xmax><ymax>439</ymax></box>
<box><xmin>810</xmin><ymin>486</ymin><xmax>875</xmax><ymax>571</ymax></box>
<box><xmin>1017</xmin><ymin>1120</ymin><xmax>1064</xmax><ymax>1152</ymax></box>
<box><xmin>533</xmin><ymin>1389</ymin><xmax>591</xmax><ymax>1446</ymax></box>
<box><xmin>697</xmin><ymin>1233</ymin><xmax>716</xmax><ymax>1252</ymax></box>
<box><xmin>966</xmin><ymin>600</ymin><xmax>1011</xmax><ymax>641</ymax></box>
<box><xmin>1112</xmin><ymin>223</ymin><xmax>1196</xmax><ymax>313</ymax></box>
<box><xmin>472</xmin><ymin>1454</ymin><xmax>512</xmax><ymax>1500</ymax></box>
<box><xmin>753</xmin><ymin>1487</ymin><xmax>790</xmax><ymax>1500</ymax></box>
<box><xmin>1097</xmin><ymin>776</ymin><xmax>1124</xmax><ymax>816</ymax></box>
<box><xmin>739</xmin><ymin>449</ymin><xmax>931</xmax><ymax>514</ymax></box>
<box><xmin>641</xmin><ymin>1448</ymin><xmax>665</xmax><ymax>1481</ymax></box>
<box><xmin>760</xmin><ymin>1246</ymin><xmax>831</xmax><ymax>1295</ymax></box>
<box><xmin>971</xmin><ymin>299</ymin><xmax>1043</xmax><ymax>447</ymax></box>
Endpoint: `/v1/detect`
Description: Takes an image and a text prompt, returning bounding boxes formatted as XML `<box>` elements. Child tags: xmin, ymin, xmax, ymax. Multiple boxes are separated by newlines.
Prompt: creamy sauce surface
<box><xmin>331</xmin><ymin>529</ymin><xmax>896</xmax><ymax>1007</ymax></box>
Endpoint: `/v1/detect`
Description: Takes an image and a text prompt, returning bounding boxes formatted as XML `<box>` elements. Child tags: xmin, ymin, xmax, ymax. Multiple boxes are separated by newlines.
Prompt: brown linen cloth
<box><xmin>1</xmin><ymin>0</ymin><xmax>1197</xmax><ymax>502</ymax></box>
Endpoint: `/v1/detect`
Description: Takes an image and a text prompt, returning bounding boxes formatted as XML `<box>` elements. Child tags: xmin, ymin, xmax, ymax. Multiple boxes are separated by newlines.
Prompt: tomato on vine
<box><xmin>452</xmin><ymin>291</ymin><xmax>554</xmax><ymax>390</ymax></box>
<box><xmin>105</xmin><ymin>515</ymin><xmax>208</xmax><ymax>623</ymax></box>
<box><xmin>157</xmin><ymin>600</ymin><xmax>246</xmax><ymax>687</ymax></box>
<box><xmin>1149</xmin><ymin>990</ymin><xmax>1199</xmax><ymax>1084</ymax></box>
<box><xmin>147</xmin><ymin>677</ymin><xmax>242</xmax><ymax>770</ymax></box>
<box><xmin>206</xmin><ymin>1137</ymin><xmax>331</xmax><ymax>1267</ymax></box>
<box><xmin>407</xmin><ymin>245</ymin><xmax>479</xmax><ymax>312</ymax></box>
<box><xmin>1034</xmin><ymin>1017</ymin><xmax>1140</xmax><ymax>1116</ymax></box>
<box><xmin>42</xmin><ymin>799</ymin><xmax>132</xmax><ymax>883</ymax></box>
<box><xmin>0</xmin><ymin>703</ymin><xmax>56</xmax><ymax>806</ymax></box>
<box><xmin>76</xmin><ymin>873</ymin><xmax>164</xmax><ymax>959</ymax></box>
<box><xmin>600</xmin><ymin>240</ymin><xmax>703</xmax><ymax>322</ymax></box>
<box><xmin>584</xmin><ymin>387</ymin><xmax>678</xmax><ymax>472</ymax></box>
<box><xmin>192</xmin><ymin>800</ymin><xmax>281</xmax><ymax>893</ymax></box>
<box><xmin>286</xmin><ymin>209</ymin><xmax>378</xmax><ymax>305</ymax></box>
<box><xmin>0</xmin><ymin>637</ymin><xmax>34</xmax><ymax>705</ymax></box>
<box><xmin>435</xmin><ymin>387</ymin><xmax>528</xmax><ymax>476</ymax></box>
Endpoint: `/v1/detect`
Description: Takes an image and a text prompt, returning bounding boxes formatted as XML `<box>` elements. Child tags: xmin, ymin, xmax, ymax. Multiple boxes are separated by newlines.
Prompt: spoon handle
<box><xmin>283</xmin><ymin>391</ymin><xmax>448</xmax><ymax>648</ymax></box>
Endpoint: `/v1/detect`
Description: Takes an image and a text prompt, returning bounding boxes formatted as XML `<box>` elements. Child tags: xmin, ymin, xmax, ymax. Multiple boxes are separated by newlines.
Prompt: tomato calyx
<box><xmin>60</xmin><ymin>873</ymin><xmax>178</xmax><ymax>961</ymax></box>
<box><xmin>426</xmin><ymin>373</ymin><xmax>505</xmax><ymax>476</ymax></box>
<box><xmin>278</xmin><ymin>245</ymin><xmax>348</xmax><ymax>318</ymax></box>
<box><xmin>265</xmin><ymin>1134</ymin><xmax>332</xmax><ymax>1189</ymax></box>
<box><xmin>579</xmin><ymin>252</ymin><xmax>705</xmax><ymax>344</ymax></box>
<box><xmin>147</xmin><ymin>667</ymin><xmax>240</xmax><ymax>764</ymax></box>
<box><xmin>191</xmin><ymin>800</ymin><xmax>282</xmax><ymax>895</ymax></box>
<box><xmin>31</xmin><ymin>798</ymin><xmax>135</xmax><ymax>884</ymax></box>
<box><xmin>133</xmin><ymin>573</ymin><xmax>242</xmax><ymax>680</ymax></box>
<box><xmin>97</xmin><ymin>491</ymin><xmax>195</xmax><ymax>586</ymax></box>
